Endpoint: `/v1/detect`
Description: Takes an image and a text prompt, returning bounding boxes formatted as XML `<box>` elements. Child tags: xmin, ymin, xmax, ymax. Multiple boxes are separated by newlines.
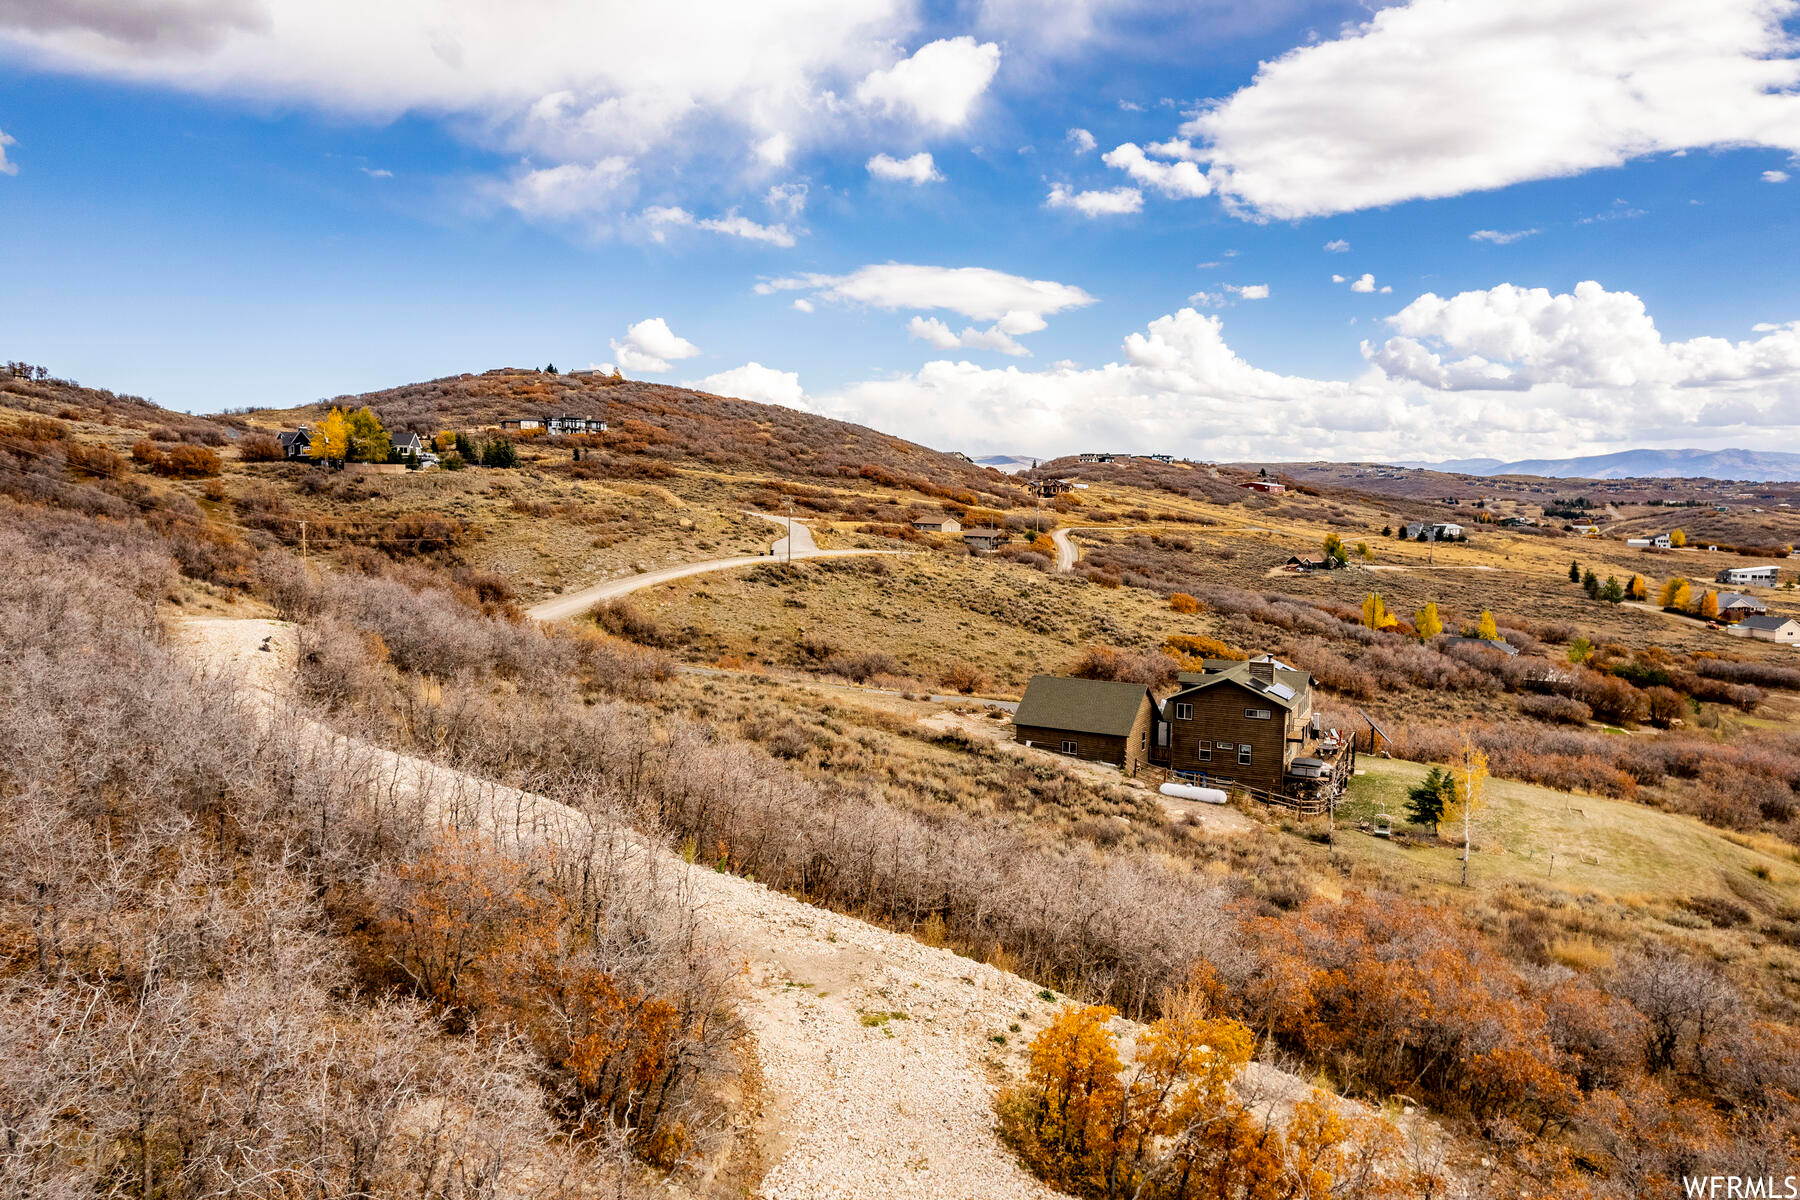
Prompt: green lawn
<box><xmin>1334</xmin><ymin>757</ymin><xmax>1800</xmax><ymax>905</ymax></box>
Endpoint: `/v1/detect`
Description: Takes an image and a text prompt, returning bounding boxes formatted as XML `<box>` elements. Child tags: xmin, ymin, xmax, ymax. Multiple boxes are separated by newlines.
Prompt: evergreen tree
<box><xmin>1381</xmin><ymin>525</ymin><xmax>1393</xmax><ymax>538</ymax></box>
<box><xmin>481</xmin><ymin>439</ymin><xmax>520</xmax><ymax>469</ymax></box>
<box><xmin>1569</xmin><ymin>560</ymin><xmax>1581</xmax><ymax>583</ymax></box>
<box><xmin>455</xmin><ymin>432</ymin><xmax>476</xmax><ymax>461</ymax></box>
<box><xmin>1406</xmin><ymin>767</ymin><xmax>1454</xmax><ymax>833</ymax></box>
<box><xmin>1601</xmin><ymin>576</ymin><xmax>1624</xmax><ymax>604</ymax></box>
<box><xmin>1582</xmin><ymin>568</ymin><xmax>1600</xmax><ymax>598</ymax></box>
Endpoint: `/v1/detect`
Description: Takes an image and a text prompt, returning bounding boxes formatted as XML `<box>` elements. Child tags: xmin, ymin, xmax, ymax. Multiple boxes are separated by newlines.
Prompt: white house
<box><xmin>1730</xmin><ymin>615</ymin><xmax>1800</xmax><ymax>644</ymax></box>
<box><xmin>1717</xmin><ymin>565</ymin><xmax>1780</xmax><ymax>587</ymax></box>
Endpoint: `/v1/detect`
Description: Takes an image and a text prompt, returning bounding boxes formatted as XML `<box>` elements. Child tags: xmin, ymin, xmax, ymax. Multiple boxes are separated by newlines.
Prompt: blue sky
<box><xmin>2</xmin><ymin>0</ymin><xmax>1799</xmax><ymax>462</ymax></box>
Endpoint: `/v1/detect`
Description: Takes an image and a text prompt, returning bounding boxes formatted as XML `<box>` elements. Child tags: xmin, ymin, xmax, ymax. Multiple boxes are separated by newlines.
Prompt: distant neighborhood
<box><xmin>272</xmin><ymin>410</ymin><xmax>608</xmax><ymax>470</ymax></box>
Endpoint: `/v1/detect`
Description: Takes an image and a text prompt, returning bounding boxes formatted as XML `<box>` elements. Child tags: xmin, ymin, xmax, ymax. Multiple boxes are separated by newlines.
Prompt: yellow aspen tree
<box><xmin>1700</xmin><ymin>590</ymin><xmax>1719</xmax><ymax>619</ymax></box>
<box><xmin>1670</xmin><ymin>528</ymin><xmax>1686</xmax><ymax>547</ymax></box>
<box><xmin>1414</xmin><ymin>602</ymin><xmax>1444</xmax><ymax>640</ymax></box>
<box><xmin>1442</xmin><ymin>736</ymin><xmax>1489</xmax><ymax>887</ymax></box>
<box><xmin>1361</xmin><ymin>592</ymin><xmax>1396</xmax><ymax>630</ymax></box>
<box><xmin>1627</xmin><ymin>574</ymin><xmax>1647</xmax><ymax>601</ymax></box>
<box><xmin>1476</xmin><ymin>610</ymin><xmax>1500</xmax><ymax>641</ymax></box>
<box><xmin>311</xmin><ymin>407</ymin><xmax>350</xmax><ymax>463</ymax></box>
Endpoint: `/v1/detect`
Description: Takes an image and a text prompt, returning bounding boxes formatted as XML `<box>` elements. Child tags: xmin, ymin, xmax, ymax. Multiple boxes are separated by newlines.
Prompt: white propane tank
<box><xmin>1160</xmin><ymin>782</ymin><xmax>1229</xmax><ymax>805</ymax></box>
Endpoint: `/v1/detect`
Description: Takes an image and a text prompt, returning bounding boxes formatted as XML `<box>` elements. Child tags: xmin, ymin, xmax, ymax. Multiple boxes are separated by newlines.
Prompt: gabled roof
<box><xmin>1169</xmin><ymin>657</ymin><xmax>1311</xmax><ymax>710</ymax></box>
<box><xmin>1716</xmin><ymin>591</ymin><xmax>1765</xmax><ymax>609</ymax></box>
<box><xmin>1443</xmin><ymin>635</ymin><xmax>1520</xmax><ymax>657</ymax></box>
<box><xmin>961</xmin><ymin>527</ymin><xmax>1005</xmax><ymax>537</ymax></box>
<box><xmin>1014</xmin><ymin>675</ymin><xmax>1154</xmax><ymax>737</ymax></box>
<box><xmin>1737</xmin><ymin>614</ymin><xmax>1798</xmax><ymax>632</ymax></box>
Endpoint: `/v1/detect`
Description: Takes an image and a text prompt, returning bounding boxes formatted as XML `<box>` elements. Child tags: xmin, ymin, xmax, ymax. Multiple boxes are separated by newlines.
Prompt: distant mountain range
<box><xmin>972</xmin><ymin>454</ymin><xmax>1038</xmax><ymax>474</ymax></box>
<box><xmin>1393</xmin><ymin>448</ymin><xmax>1800</xmax><ymax>482</ymax></box>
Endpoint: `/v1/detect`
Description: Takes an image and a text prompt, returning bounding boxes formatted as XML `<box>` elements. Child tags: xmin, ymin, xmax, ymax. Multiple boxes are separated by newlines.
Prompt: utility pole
<box><xmin>786</xmin><ymin>500</ymin><xmax>793</xmax><ymax>565</ymax></box>
<box><xmin>299</xmin><ymin>519</ymin><xmax>307</xmax><ymax>561</ymax></box>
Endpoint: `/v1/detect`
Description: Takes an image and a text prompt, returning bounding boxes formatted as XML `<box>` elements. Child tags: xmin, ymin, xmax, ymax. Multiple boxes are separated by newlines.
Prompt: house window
<box><xmin>1060</xmin><ymin>740</ymin><xmax>1078</xmax><ymax>755</ymax></box>
<box><xmin>1174</xmin><ymin>702</ymin><xmax>1193</xmax><ymax>720</ymax></box>
<box><xmin>1237</xmin><ymin>745</ymin><xmax>1253</xmax><ymax>766</ymax></box>
<box><xmin>1196</xmin><ymin>744</ymin><xmax>1211</xmax><ymax>763</ymax></box>
<box><xmin>1244</xmin><ymin>708</ymin><xmax>1271</xmax><ymax>720</ymax></box>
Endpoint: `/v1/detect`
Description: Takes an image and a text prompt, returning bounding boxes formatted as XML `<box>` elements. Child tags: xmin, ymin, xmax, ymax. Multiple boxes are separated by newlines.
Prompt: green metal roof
<box><xmin>1014</xmin><ymin>675</ymin><xmax>1153</xmax><ymax>737</ymax></box>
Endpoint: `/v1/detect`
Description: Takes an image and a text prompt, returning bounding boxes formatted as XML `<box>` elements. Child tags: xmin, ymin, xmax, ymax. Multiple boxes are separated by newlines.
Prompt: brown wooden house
<box><xmin>1012</xmin><ymin>675</ymin><xmax>1159</xmax><ymax>772</ymax></box>
<box><xmin>1159</xmin><ymin>657</ymin><xmax>1317</xmax><ymax>794</ymax></box>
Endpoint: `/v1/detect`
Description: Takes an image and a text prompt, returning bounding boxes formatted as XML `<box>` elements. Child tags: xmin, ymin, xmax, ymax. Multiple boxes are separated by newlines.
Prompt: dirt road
<box><xmin>169</xmin><ymin>616</ymin><xmax>1073</xmax><ymax>1200</ymax></box>
<box><xmin>527</xmin><ymin>511</ymin><xmax>897</xmax><ymax>622</ymax></box>
<box><xmin>1050</xmin><ymin>527</ymin><xmax>1077</xmax><ymax>572</ymax></box>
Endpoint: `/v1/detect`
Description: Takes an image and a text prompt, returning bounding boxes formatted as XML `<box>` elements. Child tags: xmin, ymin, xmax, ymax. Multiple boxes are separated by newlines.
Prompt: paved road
<box><xmin>526</xmin><ymin>511</ymin><xmax>894</xmax><ymax>622</ymax></box>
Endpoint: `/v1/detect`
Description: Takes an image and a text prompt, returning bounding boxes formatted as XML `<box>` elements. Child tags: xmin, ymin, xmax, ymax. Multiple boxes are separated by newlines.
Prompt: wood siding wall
<box><xmin>1014</xmin><ymin>697</ymin><xmax>1154</xmax><ymax>771</ymax></box>
<box><xmin>1163</xmin><ymin>680</ymin><xmax>1295</xmax><ymax>792</ymax></box>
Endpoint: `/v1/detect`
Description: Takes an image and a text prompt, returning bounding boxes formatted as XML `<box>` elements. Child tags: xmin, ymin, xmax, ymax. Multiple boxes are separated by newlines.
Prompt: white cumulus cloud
<box><xmin>1178</xmin><ymin>0</ymin><xmax>1800</xmax><ymax>219</ymax></box>
<box><xmin>855</xmin><ymin>36</ymin><xmax>1000</xmax><ymax>128</ymax></box>
<box><xmin>1764</xmin><ymin>169</ymin><xmax>1791</xmax><ymax>183</ymax></box>
<box><xmin>1224</xmin><ymin>283</ymin><xmax>1269</xmax><ymax>300</ymax></box>
<box><xmin>1100</xmin><ymin>142</ymin><xmax>1211</xmax><ymax>198</ymax></box>
<box><xmin>759</xmin><ymin>262</ymin><xmax>1095</xmax><ymax>324</ymax></box>
<box><xmin>867</xmin><ymin>151</ymin><xmax>942</xmax><ymax>183</ymax></box>
<box><xmin>792</xmin><ymin>298</ymin><xmax>814</xmax><ymax>313</ymax></box>
<box><xmin>1323</xmin><ymin>239</ymin><xmax>1349</xmax><ymax>253</ymax></box>
<box><xmin>795</xmin><ymin>287</ymin><xmax>1800</xmax><ymax>462</ymax></box>
<box><xmin>1046</xmin><ymin>182</ymin><xmax>1143</xmax><ymax>216</ymax></box>
<box><xmin>692</xmin><ymin>361</ymin><xmax>805</xmax><ymax>407</ymax></box>
<box><xmin>1067</xmin><ymin>127</ymin><xmax>1096</xmax><ymax>153</ymax></box>
<box><xmin>610</xmin><ymin>317</ymin><xmax>702</xmax><ymax>374</ymax></box>
<box><xmin>1340</xmin><ymin>273</ymin><xmax>1392</xmax><ymax>294</ymax></box>
<box><xmin>506</xmin><ymin>158</ymin><xmax>634</xmax><ymax>220</ymax></box>
<box><xmin>907</xmin><ymin>315</ymin><xmax>1029</xmax><ymax>356</ymax></box>
<box><xmin>0</xmin><ymin>127</ymin><xmax>16</xmax><ymax>176</ymax></box>
<box><xmin>1369</xmin><ymin>280</ymin><xmax>1800</xmax><ymax>394</ymax></box>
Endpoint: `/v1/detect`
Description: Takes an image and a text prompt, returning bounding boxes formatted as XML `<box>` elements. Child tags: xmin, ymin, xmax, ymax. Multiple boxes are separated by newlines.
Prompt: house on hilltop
<box><xmin>911</xmin><ymin>514</ymin><xmax>962</xmax><ymax>533</ymax></box>
<box><xmin>1718</xmin><ymin>565</ymin><xmax>1780</xmax><ymax>587</ymax></box>
<box><xmin>545</xmin><ymin>416</ymin><xmax>608</xmax><ymax>435</ymax></box>
<box><xmin>277</xmin><ymin>427</ymin><xmax>312</xmax><ymax>460</ymax></box>
<box><xmin>1013</xmin><ymin>676</ymin><xmax>1159</xmax><ymax>771</ymax></box>
<box><xmin>1160</xmin><ymin>657</ymin><xmax>1323</xmax><ymax>794</ymax></box>
<box><xmin>1242</xmin><ymin>480</ymin><xmax>1286</xmax><ymax>495</ymax></box>
<box><xmin>1716</xmin><ymin>592</ymin><xmax>1768</xmax><ymax>622</ymax></box>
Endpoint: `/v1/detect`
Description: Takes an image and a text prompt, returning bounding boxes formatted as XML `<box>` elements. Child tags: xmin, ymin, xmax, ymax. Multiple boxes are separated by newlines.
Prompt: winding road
<box><xmin>527</xmin><ymin>511</ymin><xmax>898</xmax><ymax>622</ymax></box>
<box><xmin>1050</xmin><ymin>527</ymin><xmax>1078</xmax><ymax>572</ymax></box>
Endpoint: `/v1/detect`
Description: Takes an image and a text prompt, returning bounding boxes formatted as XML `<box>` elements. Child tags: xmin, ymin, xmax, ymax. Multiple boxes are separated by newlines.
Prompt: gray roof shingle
<box><xmin>1014</xmin><ymin>675</ymin><xmax>1153</xmax><ymax>737</ymax></box>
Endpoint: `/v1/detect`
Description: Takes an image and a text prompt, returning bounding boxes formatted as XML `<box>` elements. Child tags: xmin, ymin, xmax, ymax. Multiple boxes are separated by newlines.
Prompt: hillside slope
<box><xmin>258</xmin><ymin>369</ymin><xmax>1017</xmax><ymax>496</ymax></box>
